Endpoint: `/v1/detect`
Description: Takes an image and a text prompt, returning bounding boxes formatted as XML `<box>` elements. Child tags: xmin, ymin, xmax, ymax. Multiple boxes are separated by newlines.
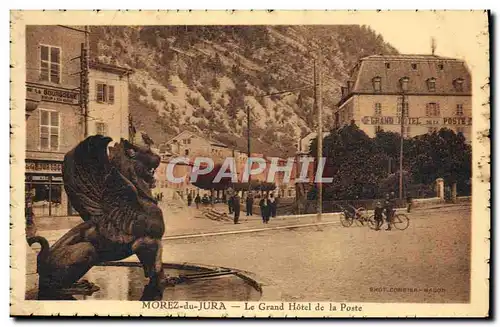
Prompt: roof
<box><xmin>164</xmin><ymin>130</ymin><xmax>228</xmax><ymax>148</ymax></box>
<box><xmin>338</xmin><ymin>54</ymin><xmax>471</xmax><ymax>107</ymax></box>
<box><xmin>89</xmin><ymin>61</ymin><xmax>134</xmax><ymax>76</ymax></box>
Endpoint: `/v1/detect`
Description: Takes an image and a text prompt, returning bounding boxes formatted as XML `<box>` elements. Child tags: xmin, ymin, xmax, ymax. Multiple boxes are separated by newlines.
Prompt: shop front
<box><xmin>25</xmin><ymin>160</ymin><xmax>76</xmax><ymax>217</ymax></box>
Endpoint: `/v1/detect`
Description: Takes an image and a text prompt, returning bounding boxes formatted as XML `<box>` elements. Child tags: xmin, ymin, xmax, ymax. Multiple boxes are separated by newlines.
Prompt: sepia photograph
<box><xmin>10</xmin><ymin>10</ymin><xmax>490</xmax><ymax>317</ymax></box>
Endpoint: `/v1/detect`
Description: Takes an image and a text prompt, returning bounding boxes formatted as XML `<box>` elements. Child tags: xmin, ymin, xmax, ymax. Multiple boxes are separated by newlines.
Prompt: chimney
<box><xmin>341</xmin><ymin>87</ymin><xmax>347</xmax><ymax>98</ymax></box>
<box><xmin>431</xmin><ymin>37</ymin><xmax>437</xmax><ymax>56</ymax></box>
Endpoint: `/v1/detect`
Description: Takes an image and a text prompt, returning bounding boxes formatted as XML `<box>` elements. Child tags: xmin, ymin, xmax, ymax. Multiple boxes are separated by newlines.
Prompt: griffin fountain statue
<box><xmin>27</xmin><ymin>134</ymin><xmax>168</xmax><ymax>300</ymax></box>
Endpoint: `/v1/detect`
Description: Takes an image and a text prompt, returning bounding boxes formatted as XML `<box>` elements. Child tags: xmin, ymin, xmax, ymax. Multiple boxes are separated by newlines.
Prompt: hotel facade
<box><xmin>336</xmin><ymin>54</ymin><xmax>472</xmax><ymax>141</ymax></box>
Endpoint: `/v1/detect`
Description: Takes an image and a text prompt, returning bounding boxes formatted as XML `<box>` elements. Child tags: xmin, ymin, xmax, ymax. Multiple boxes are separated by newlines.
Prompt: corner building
<box><xmin>25</xmin><ymin>26</ymin><xmax>86</xmax><ymax>217</ymax></box>
<box><xmin>336</xmin><ymin>54</ymin><xmax>472</xmax><ymax>142</ymax></box>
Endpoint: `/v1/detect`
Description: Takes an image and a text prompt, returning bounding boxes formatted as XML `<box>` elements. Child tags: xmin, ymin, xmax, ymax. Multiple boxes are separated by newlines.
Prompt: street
<box><xmin>161</xmin><ymin>205</ymin><xmax>471</xmax><ymax>303</ymax></box>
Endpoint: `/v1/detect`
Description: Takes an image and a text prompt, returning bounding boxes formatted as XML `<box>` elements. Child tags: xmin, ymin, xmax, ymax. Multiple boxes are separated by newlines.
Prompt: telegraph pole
<box><xmin>247</xmin><ymin>105</ymin><xmax>251</xmax><ymax>193</ymax></box>
<box><xmin>80</xmin><ymin>42</ymin><xmax>89</xmax><ymax>138</ymax></box>
<box><xmin>399</xmin><ymin>94</ymin><xmax>405</xmax><ymax>200</ymax></box>
<box><xmin>315</xmin><ymin>51</ymin><xmax>323</xmax><ymax>223</ymax></box>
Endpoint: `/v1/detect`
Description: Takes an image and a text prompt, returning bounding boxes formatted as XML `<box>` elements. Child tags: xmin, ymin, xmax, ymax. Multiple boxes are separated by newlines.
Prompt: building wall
<box><xmin>26</xmin><ymin>102</ymin><xmax>83</xmax><ymax>156</ymax></box>
<box><xmin>337</xmin><ymin>97</ymin><xmax>356</xmax><ymax>126</ymax></box>
<box><xmin>26</xmin><ymin>25</ymin><xmax>84</xmax><ymax>89</ymax></box>
<box><xmin>169</xmin><ymin>134</ymin><xmax>212</xmax><ymax>158</ymax></box>
<box><xmin>26</xmin><ymin>26</ymin><xmax>85</xmax><ymax>155</ymax></box>
<box><xmin>25</xmin><ymin>26</ymin><xmax>86</xmax><ymax>217</ymax></box>
<box><xmin>88</xmin><ymin>69</ymin><xmax>129</xmax><ymax>143</ymax></box>
<box><xmin>338</xmin><ymin>94</ymin><xmax>472</xmax><ymax>141</ymax></box>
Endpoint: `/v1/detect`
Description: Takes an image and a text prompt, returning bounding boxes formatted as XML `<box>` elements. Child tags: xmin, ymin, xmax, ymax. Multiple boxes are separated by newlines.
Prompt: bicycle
<box><xmin>367</xmin><ymin>209</ymin><xmax>410</xmax><ymax>231</ymax></box>
<box><xmin>339</xmin><ymin>204</ymin><xmax>371</xmax><ymax>227</ymax></box>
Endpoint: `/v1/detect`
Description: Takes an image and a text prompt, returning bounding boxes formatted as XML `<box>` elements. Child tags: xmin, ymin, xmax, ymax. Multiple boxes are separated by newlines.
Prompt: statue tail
<box><xmin>27</xmin><ymin>236</ymin><xmax>50</xmax><ymax>270</ymax></box>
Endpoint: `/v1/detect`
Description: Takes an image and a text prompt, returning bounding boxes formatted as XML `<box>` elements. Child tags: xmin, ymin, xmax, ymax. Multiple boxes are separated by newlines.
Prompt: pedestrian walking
<box><xmin>228</xmin><ymin>195</ymin><xmax>234</xmax><ymax>214</ymax></box>
<box><xmin>406</xmin><ymin>194</ymin><xmax>413</xmax><ymax>213</ymax></box>
<box><xmin>187</xmin><ymin>193</ymin><xmax>193</xmax><ymax>207</ymax></box>
<box><xmin>384</xmin><ymin>193</ymin><xmax>395</xmax><ymax>231</ymax></box>
<box><xmin>269</xmin><ymin>193</ymin><xmax>277</xmax><ymax>219</ymax></box>
<box><xmin>259</xmin><ymin>197</ymin><xmax>270</xmax><ymax>224</ymax></box>
<box><xmin>194</xmin><ymin>193</ymin><xmax>201</xmax><ymax>209</ymax></box>
<box><xmin>246</xmin><ymin>192</ymin><xmax>254</xmax><ymax>216</ymax></box>
<box><xmin>374</xmin><ymin>201</ymin><xmax>384</xmax><ymax>231</ymax></box>
<box><xmin>233</xmin><ymin>193</ymin><xmax>241</xmax><ymax>224</ymax></box>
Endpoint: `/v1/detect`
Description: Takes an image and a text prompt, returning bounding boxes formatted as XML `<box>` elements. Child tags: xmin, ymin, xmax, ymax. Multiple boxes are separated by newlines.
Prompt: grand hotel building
<box><xmin>335</xmin><ymin>54</ymin><xmax>472</xmax><ymax>142</ymax></box>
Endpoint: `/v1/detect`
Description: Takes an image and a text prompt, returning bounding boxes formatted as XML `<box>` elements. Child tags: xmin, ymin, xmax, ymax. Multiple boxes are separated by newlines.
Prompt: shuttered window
<box><xmin>96</xmin><ymin>83</ymin><xmax>115</xmax><ymax>104</ymax></box>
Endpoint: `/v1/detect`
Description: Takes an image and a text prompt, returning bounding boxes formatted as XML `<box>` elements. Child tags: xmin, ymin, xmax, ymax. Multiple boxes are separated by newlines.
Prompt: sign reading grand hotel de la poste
<box><xmin>361</xmin><ymin>116</ymin><xmax>473</xmax><ymax>126</ymax></box>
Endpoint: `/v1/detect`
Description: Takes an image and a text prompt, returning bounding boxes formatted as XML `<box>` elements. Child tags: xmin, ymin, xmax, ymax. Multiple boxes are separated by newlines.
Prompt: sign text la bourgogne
<box><xmin>26</xmin><ymin>84</ymin><xmax>79</xmax><ymax>105</ymax></box>
<box><xmin>361</xmin><ymin>116</ymin><xmax>472</xmax><ymax>126</ymax></box>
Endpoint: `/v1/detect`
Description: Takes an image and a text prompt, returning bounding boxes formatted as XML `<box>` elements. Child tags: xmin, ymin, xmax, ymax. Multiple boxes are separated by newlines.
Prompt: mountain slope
<box><xmin>90</xmin><ymin>25</ymin><xmax>398</xmax><ymax>156</ymax></box>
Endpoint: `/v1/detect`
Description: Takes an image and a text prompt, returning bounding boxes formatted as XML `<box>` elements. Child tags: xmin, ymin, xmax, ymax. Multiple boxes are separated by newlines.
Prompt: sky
<box><xmin>363</xmin><ymin>11</ymin><xmax>489</xmax><ymax>72</ymax></box>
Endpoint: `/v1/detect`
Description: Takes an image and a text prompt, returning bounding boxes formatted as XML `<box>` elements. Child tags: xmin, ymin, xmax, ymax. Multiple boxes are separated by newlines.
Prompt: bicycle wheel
<box><xmin>340</xmin><ymin>213</ymin><xmax>354</xmax><ymax>227</ymax></box>
<box><xmin>367</xmin><ymin>215</ymin><xmax>378</xmax><ymax>230</ymax></box>
<box><xmin>392</xmin><ymin>214</ymin><xmax>410</xmax><ymax>230</ymax></box>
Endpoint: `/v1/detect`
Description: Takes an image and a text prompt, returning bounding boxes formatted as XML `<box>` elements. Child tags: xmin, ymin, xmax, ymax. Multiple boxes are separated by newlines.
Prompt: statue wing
<box><xmin>63</xmin><ymin>135</ymin><xmax>142</xmax><ymax>223</ymax></box>
<box><xmin>63</xmin><ymin>135</ymin><xmax>114</xmax><ymax>221</ymax></box>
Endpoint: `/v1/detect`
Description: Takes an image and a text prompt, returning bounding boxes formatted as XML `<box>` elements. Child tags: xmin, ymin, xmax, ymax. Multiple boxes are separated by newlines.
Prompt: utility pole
<box><xmin>247</xmin><ymin>105</ymin><xmax>251</xmax><ymax>193</ymax></box>
<box><xmin>399</xmin><ymin>94</ymin><xmax>405</xmax><ymax>200</ymax></box>
<box><xmin>315</xmin><ymin>51</ymin><xmax>323</xmax><ymax>223</ymax></box>
<box><xmin>80</xmin><ymin>42</ymin><xmax>89</xmax><ymax>138</ymax></box>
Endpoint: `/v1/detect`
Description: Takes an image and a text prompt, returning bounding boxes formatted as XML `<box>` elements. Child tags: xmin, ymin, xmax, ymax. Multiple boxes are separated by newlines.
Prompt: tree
<box><xmin>309</xmin><ymin>123</ymin><xmax>387</xmax><ymax>200</ymax></box>
<box><xmin>408</xmin><ymin>128</ymin><xmax>471</xmax><ymax>192</ymax></box>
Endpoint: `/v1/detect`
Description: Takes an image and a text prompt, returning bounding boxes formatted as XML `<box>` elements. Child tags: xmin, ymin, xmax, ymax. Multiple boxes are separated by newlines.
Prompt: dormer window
<box><xmin>438</xmin><ymin>63</ymin><xmax>444</xmax><ymax>70</ymax></box>
<box><xmin>454</xmin><ymin>78</ymin><xmax>464</xmax><ymax>92</ymax></box>
<box><xmin>411</xmin><ymin>63</ymin><xmax>418</xmax><ymax>70</ymax></box>
<box><xmin>427</xmin><ymin>78</ymin><xmax>436</xmax><ymax>92</ymax></box>
<box><xmin>399</xmin><ymin>76</ymin><xmax>409</xmax><ymax>93</ymax></box>
<box><xmin>385</xmin><ymin>63</ymin><xmax>390</xmax><ymax>69</ymax></box>
<box><xmin>372</xmin><ymin>76</ymin><xmax>381</xmax><ymax>92</ymax></box>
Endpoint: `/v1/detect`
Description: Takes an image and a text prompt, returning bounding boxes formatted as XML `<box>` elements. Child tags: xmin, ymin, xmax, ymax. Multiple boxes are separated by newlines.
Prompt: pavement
<box><xmin>32</xmin><ymin>202</ymin><xmax>469</xmax><ymax>243</ymax></box>
<box><xmin>26</xmin><ymin>203</ymin><xmax>471</xmax><ymax>303</ymax></box>
<box><xmin>161</xmin><ymin>204</ymin><xmax>471</xmax><ymax>303</ymax></box>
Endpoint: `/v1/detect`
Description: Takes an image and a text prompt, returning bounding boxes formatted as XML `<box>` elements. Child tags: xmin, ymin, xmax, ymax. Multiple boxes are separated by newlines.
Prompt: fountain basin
<box><xmin>26</xmin><ymin>261</ymin><xmax>262</xmax><ymax>301</ymax></box>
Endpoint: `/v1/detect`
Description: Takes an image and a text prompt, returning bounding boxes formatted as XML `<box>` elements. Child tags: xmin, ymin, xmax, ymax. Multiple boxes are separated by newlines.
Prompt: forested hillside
<box><xmin>90</xmin><ymin>25</ymin><xmax>398</xmax><ymax>155</ymax></box>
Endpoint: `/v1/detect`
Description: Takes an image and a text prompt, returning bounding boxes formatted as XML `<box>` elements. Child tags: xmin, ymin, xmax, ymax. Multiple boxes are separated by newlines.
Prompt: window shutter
<box><xmin>103</xmin><ymin>84</ymin><xmax>108</xmax><ymax>103</ymax></box>
<box><xmin>108</xmin><ymin>85</ymin><xmax>115</xmax><ymax>104</ymax></box>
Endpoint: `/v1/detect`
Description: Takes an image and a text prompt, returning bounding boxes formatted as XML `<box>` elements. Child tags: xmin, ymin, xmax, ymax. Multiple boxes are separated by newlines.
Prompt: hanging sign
<box><xmin>26</xmin><ymin>84</ymin><xmax>79</xmax><ymax>105</ymax></box>
<box><xmin>26</xmin><ymin>161</ymin><xmax>62</xmax><ymax>173</ymax></box>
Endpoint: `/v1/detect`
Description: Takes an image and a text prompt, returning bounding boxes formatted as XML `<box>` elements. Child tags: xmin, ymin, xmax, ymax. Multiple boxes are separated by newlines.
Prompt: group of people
<box><xmin>187</xmin><ymin>193</ymin><xmax>204</xmax><ymax>209</ymax></box>
<box><xmin>227</xmin><ymin>191</ymin><xmax>278</xmax><ymax>224</ymax></box>
<box><xmin>258</xmin><ymin>193</ymin><xmax>277</xmax><ymax>224</ymax></box>
<box><xmin>373</xmin><ymin>192</ymin><xmax>397</xmax><ymax>231</ymax></box>
<box><xmin>184</xmin><ymin>188</ymin><xmax>280</xmax><ymax>225</ymax></box>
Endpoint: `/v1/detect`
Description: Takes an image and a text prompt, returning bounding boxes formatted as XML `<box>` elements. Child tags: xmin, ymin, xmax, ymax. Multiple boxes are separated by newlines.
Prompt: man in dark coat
<box><xmin>233</xmin><ymin>193</ymin><xmax>241</xmax><ymax>224</ymax></box>
<box><xmin>194</xmin><ymin>193</ymin><xmax>201</xmax><ymax>209</ymax></box>
<box><xmin>187</xmin><ymin>193</ymin><xmax>193</xmax><ymax>206</ymax></box>
<box><xmin>259</xmin><ymin>196</ymin><xmax>270</xmax><ymax>224</ymax></box>
<box><xmin>269</xmin><ymin>193</ymin><xmax>277</xmax><ymax>218</ymax></box>
<box><xmin>228</xmin><ymin>195</ymin><xmax>234</xmax><ymax>214</ymax></box>
<box><xmin>246</xmin><ymin>192</ymin><xmax>254</xmax><ymax>216</ymax></box>
<box><xmin>384</xmin><ymin>193</ymin><xmax>396</xmax><ymax>231</ymax></box>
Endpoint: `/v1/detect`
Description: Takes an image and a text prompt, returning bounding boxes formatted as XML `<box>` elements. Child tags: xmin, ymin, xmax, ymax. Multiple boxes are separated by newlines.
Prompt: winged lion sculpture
<box><xmin>27</xmin><ymin>135</ymin><xmax>167</xmax><ymax>300</ymax></box>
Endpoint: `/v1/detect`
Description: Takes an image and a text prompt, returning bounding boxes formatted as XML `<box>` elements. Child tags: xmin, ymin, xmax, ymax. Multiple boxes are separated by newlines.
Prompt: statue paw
<box><xmin>57</xmin><ymin>280</ymin><xmax>100</xmax><ymax>296</ymax></box>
